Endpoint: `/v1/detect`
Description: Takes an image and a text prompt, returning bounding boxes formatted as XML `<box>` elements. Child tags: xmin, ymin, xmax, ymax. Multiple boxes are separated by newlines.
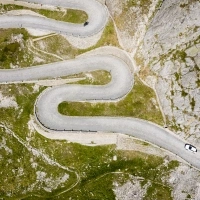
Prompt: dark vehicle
<box><xmin>185</xmin><ymin>143</ymin><xmax>197</xmax><ymax>153</ymax></box>
<box><xmin>84</xmin><ymin>21</ymin><xmax>89</xmax><ymax>26</ymax></box>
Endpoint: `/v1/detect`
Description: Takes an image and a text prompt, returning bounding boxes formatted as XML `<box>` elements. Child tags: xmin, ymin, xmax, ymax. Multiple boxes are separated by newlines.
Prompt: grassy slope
<box><xmin>0</xmin><ymin>84</ymin><xmax>76</xmax><ymax>198</ymax></box>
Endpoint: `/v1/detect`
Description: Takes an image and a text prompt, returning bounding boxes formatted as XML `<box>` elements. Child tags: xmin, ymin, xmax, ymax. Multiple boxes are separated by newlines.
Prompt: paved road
<box><xmin>0</xmin><ymin>0</ymin><xmax>200</xmax><ymax>169</ymax></box>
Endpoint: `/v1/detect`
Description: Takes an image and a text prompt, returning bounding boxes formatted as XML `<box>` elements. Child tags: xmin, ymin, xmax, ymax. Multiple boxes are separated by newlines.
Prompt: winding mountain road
<box><xmin>0</xmin><ymin>0</ymin><xmax>200</xmax><ymax>169</ymax></box>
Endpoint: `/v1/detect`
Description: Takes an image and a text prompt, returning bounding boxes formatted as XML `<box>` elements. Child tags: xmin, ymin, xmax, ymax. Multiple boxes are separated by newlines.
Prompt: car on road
<box><xmin>84</xmin><ymin>21</ymin><xmax>89</xmax><ymax>26</ymax></box>
<box><xmin>185</xmin><ymin>143</ymin><xmax>197</xmax><ymax>153</ymax></box>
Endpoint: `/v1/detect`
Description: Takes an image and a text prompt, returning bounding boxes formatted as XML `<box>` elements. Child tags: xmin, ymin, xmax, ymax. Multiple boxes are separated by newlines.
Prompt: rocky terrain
<box><xmin>107</xmin><ymin>0</ymin><xmax>200</xmax><ymax>145</ymax></box>
<box><xmin>137</xmin><ymin>0</ymin><xmax>200</xmax><ymax>145</ymax></box>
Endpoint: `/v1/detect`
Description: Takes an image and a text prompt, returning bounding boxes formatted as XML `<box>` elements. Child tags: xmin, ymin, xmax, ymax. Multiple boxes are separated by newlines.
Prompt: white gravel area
<box><xmin>27</xmin><ymin>28</ymin><xmax>54</xmax><ymax>37</ymax></box>
<box><xmin>0</xmin><ymin>92</ymin><xmax>18</xmax><ymax>108</ymax></box>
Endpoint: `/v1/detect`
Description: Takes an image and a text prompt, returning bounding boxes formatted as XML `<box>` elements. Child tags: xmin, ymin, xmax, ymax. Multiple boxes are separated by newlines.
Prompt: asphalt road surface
<box><xmin>0</xmin><ymin>0</ymin><xmax>200</xmax><ymax>169</ymax></box>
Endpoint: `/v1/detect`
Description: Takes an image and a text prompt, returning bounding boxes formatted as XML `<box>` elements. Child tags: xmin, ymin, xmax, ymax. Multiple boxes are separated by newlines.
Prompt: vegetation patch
<box><xmin>144</xmin><ymin>182</ymin><xmax>172</xmax><ymax>200</ymax></box>
<box><xmin>196</xmin><ymin>79</ymin><xmax>200</xmax><ymax>87</ymax></box>
<box><xmin>173</xmin><ymin>50</ymin><xmax>187</xmax><ymax>62</ymax></box>
<box><xmin>0</xmin><ymin>28</ymin><xmax>33</xmax><ymax>69</ymax></box>
<box><xmin>190</xmin><ymin>97</ymin><xmax>195</xmax><ymax>111</ymax></box>
<box><xmin>126</xmin><ymin>0</ymin><xmax>152</xmax><ymax>13</ymax></box>
<box><xmin>174</xmin><ymin>72</ymin><xmax>180</xmax><ymax>81</ymax></box>
<box><xmin>181</xmin><ymin>90</ymin><xmax>188</xmax><ymax>97</ymax></box>
<box><xmin>37</xmin><ymin>9</ymin><xmax>88</xmax><ymax>24</ymax></box>
<box><xmin>180</xmin><ymin>3</ymin><xmax>188</xmax><ymax>8</ymax></box>
<box><xmin>0</xmin><ymin>129</ymin><xmax>77</xmax><ymax>199</ymax></box>
<box><xmin>0</xmin><ymin>84</ymin><xmax>45</xmax><ymax>139</ymax></box>
<box><xmin>76</xmin><ymin>70</ymin><xmax>111</xmax><ymax>85</ymax></box>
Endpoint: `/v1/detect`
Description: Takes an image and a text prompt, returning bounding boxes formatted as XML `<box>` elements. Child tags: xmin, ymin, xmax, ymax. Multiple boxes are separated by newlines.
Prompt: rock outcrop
<box><xmin>136</xmin><ymin>0</ymin><xmax>200</xmax><ymax>144</ymax></box>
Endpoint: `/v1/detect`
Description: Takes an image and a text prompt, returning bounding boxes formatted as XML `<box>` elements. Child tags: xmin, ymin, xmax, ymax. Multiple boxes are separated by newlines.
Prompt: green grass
<box><xmin>1</xmin><ymin>4</ymin><xmax>88</xmax><ymax>24</ymax></box>
<box><xmin>0</xmin><ymin>129</ymin><xmax>77</xmax><ymax>199</ymax></box>
<box><xmin>0</xmin><ymin>28</ymin><xmax>33</xmax><ymax>69</ymax></box>
<box><xmin>126</xmin><ymin>0</ymin><xmax>152</xmax><ymax>12</ymax></box>
<box><xmin>0</xmin><ymin>28</ymin><xmax>28</xmax><ymax>42</ymax></box>
<box><xmin>190</xmin><ymin>97</ymin><xmax>195</xmax><ymax>111</ymax></box>
<box><xmin>58</xmin><ymin>76</ymin><xmax>163</xmax><ymax>125</ymax></box>
<box><xmin>0</xmin><ymin>84</ymin><xmax>45</xmax><ymax>139</ymax></box>
<box><xmin>181</xmin><ymin>90</ymin><xmax>188</xmax><ymax>97</ymax></box>
<box><xmin>167</xmin><ymin>160</ymin><xmax>179</xmax><ymax>170</ymax></box>
<box><xmin>0</xmin><ymin>84</ymin><xmax>78</xmax><ymax>198</ymax></box>
<box><xmin>0</xmin><ymin>42</ymin><xmax>19</xmax><ymax>62</ymax></box>
<box><xmin>173</xmin><ymin>50</ymin><xmax>187</xmax><ymax>62</ymax></box>
<box><xmin>76</xmin><ymin>70</ymin><xmax>111</xmax><ymax>85</ymax></box>
<box><xmin>37</xmin><ymin>9</ymin><xmax>87</xmax><ymax>24</ymax></box>
<box><xmin>126</xmin><ymin>0</ymin><xmax>138</xmax><ymax>7</ymax></box>
<box><xmin>144</xmin><ymin>183</ymin><xmax>172</xmax><ymax>200</ymax></box>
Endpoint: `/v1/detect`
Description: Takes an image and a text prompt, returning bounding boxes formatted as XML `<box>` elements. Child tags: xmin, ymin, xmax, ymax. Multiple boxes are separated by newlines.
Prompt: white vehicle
<box><xmin>185</xmin><ymin>144</ymin><xmax>197</xmax><ymax>153</ymax></box>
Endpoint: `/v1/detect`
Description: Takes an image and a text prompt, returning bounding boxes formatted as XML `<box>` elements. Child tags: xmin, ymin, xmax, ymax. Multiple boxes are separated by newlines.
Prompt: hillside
<box><xmin>0</xmin><ymin>0</ymin><xmax>199</xmax><ymax>199</ymax></box>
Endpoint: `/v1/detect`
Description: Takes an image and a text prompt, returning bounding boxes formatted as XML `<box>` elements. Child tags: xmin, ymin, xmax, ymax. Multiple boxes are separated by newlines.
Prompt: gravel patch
<box><xmin>0</xmin><ymin>92</ymin><xmax>18</xmax><ymax>108</ymax></box>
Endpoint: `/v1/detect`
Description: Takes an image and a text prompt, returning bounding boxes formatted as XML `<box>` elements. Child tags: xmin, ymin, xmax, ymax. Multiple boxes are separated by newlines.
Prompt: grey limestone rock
<box><xmin>139</xmin><ymin>0</ymin><xmax>200</xmax><ymax>142</ymax></box>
